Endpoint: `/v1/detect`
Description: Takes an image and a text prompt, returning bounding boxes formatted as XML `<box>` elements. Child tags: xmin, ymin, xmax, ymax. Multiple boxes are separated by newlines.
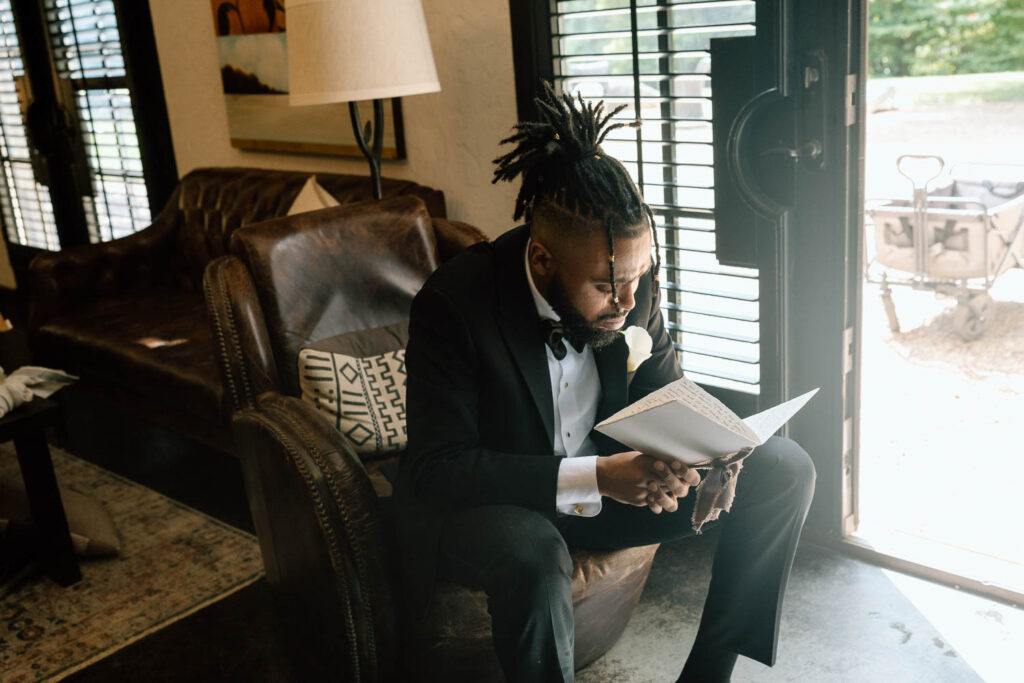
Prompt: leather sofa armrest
<box><xmin>203</xmin><ymin>255</ymin><xmax>280</xmax><ymax>416</ymax></box>
<box><xmin>431</xmin><ymin>217</ymin><xmax>489</xmax><ymax>263</ymax></box>
<box><xmin>27</xmin><ymin>185</ymin><xmax>183</xmax><ymax>333</ymax></box>
<box><xmin>232</xmin><ymin>392</ymin><xmax>399</xmax><ymax>681</ymax></box>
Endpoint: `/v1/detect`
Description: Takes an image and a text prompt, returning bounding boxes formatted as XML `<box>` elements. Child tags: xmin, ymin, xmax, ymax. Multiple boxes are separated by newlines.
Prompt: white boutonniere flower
<box><xmin>621</xmin><ymin>326</ymin><xmax>653</xmax><ymax>373</ymax></box>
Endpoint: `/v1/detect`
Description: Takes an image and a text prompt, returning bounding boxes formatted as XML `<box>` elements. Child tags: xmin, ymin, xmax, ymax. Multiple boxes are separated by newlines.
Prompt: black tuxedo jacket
<box><xmin>394</xmin><ymin>224</ymin><xmax>683</xmax><ymax>612</ymax></box>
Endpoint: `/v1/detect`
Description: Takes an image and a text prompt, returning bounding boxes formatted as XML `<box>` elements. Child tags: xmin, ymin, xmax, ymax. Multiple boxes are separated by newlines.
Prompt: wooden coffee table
<box><xmin>1</xmin><ymin>396</ymin><xmax>81</xmax><ymax>586</ymax></box>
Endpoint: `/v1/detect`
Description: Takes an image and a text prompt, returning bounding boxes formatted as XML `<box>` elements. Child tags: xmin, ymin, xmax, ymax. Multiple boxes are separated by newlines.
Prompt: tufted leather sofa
<box><xmin>204</xmin><ymin>195</ymin><xmax>660</xmax><ymax>681</ymax></box>
<box><xmin>26</xmin><ymin>167</ymin><xmax>446</xmax><ymax>453</ymax></box>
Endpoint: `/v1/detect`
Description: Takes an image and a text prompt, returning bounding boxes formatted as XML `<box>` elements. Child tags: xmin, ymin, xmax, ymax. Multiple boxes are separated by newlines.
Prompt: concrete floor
<box><xmin>56</xmin><ymin>418</ymin><xmax>1022</xmax><ymax>683</ymax></box>
<box><xmin>581</xmin><ymin>530</ymin><xmax>1021</xmax><ymax>682</ymax></box>
<box><xmin>54</xmin><ymin>386</ymin><xmax>1021</xmax><ymax>682</ymax></box>
<box><xmin>69</xmin><ymin>526</ymin><xmax>1014</xmax><ymax>682</ymax></box>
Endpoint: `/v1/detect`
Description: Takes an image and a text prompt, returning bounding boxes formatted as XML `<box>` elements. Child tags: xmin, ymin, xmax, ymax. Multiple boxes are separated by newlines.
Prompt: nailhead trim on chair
<box><xmin>205</xmin><ymin>261</ymin><xmax>245</xmax><ymax>412</ymax></box>
<box><xmin>244</xmin><ymin>409</ymin><xmax>366</xmax><ymax>682</ymax></box>
<box><xmin>218</xmin><ymin>263</ymin><xmax>255</xmax><ymax>408</ymax></box>
<box><xmin>267</xmin><ymin>400</ymin><xmax>382</xmax><ymax>677</ymax></box>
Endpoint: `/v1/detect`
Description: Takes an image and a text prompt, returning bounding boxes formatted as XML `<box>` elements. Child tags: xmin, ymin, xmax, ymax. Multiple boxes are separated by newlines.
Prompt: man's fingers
<box><xmin>650</xmin><ymin>468</ymin><xmax>689</xmax><ymax>498</ymax></box>
<box><xmin>646</xmin><ymin>488</ymin><xmax>678</xmax><ymax>514</ymax></box>
<box><xmin>652</xmin><ymin>460</ymin><xmax>700</xmax><ymax>487</ymax></box>
<box><xmin>666</xmin><ymin>460</ymin><xmax>701</xmax><ymax>487</ymax></box>
<box><xmin>659</xmin><ymin>458</ymin><xmax>700</xmax><ymax>485</ymax></box>
<box><xmin>646</xmin><ymin>491</ymin><xmax>663</xmax><ymax>514</ymax></box>
<box><xmin>681</xmin><ymin>467</ymin><xmax>701</xmax><ymax>487</ymax></box>
<box><xmin>609</xmin><ymin>452</ymin><xmax>697</xmax><ymax>507</ymax></box>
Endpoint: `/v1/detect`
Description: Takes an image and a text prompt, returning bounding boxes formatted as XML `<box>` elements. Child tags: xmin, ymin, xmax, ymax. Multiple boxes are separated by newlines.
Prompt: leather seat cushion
<box><xmin>410</xmin><ymin>543</ymin><xmax>659</xmax><ymax>679</ymax></box>
<box><xmin>35</xmin><ymin>291</ymin><xmax>223</xmax><ymax>422</ymax></box>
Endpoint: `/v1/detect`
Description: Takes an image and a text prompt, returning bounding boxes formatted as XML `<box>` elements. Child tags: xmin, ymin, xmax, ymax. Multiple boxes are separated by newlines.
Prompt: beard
<box><xmin>546</xmin><ymin>272</ymin><xmax>621</xmax><ymax>350</ymax></box>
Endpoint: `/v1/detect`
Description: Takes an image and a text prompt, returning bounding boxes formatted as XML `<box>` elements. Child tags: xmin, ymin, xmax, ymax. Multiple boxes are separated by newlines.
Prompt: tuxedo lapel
<box><xmin>593</xmin><ymin>334</ymin><xmax>628</xmax><ymax>423</ymax></box>
<box><xmin>590</xmin><ymin>334</ymin><xmax>628</xmax><ymax>455</ymax></box>
<box><xmin>493</xmin><ymin>226</ymin><xmax>555</xmax><ymax>447</ymax></box>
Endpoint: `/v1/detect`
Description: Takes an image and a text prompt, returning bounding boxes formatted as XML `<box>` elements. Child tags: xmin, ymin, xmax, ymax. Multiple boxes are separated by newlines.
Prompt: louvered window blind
<box><xmin>46</xmin><ymin>0</ymin><xmax>149</xmax><ymax>243</ymax></box>
<box><xmin>552</xmin><ymin>0</ymin><xmax>759</xmax><ymax>394</ymax></box>
<box><xmin>0</xmin><ymin>1</ymin><xmax>60</xmax><ymax>249</ymax></box>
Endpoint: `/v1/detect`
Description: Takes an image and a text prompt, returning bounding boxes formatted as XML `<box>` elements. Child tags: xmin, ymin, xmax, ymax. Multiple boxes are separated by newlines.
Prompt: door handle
<box><xmin>725</xmin><ymin>88</ymin><xmax>794</xmax><ymax>218</ymax></box>
<box><xmin>799</xmin><ymin>50</ymin><xmax>827</xmax><ymax>171</ymax></box>
<box><xmin>760</xmin><ymin>139</ymin><xmax>822</xmax><ymax>161</ymax></box>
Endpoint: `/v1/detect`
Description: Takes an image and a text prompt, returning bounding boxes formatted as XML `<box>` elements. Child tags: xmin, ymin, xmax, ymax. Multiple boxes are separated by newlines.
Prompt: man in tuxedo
<box><xmin>395</xmin><ymin>86</ymin><xmax>815</xmax><ymax>682</ymax></box>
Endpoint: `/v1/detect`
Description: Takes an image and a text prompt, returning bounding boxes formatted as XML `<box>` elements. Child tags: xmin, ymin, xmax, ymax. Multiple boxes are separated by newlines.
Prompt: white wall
<box><xmin>149</xmin><ymin>0</ymin><xmax>521</xmax><ymax>238</ymax></box>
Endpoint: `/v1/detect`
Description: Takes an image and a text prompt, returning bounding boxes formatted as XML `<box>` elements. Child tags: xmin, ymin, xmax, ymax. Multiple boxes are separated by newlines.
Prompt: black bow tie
<box><xmin>541</xmin><ymin>319</ymin><xmax>584</xmax><ymax>360</ymax></box>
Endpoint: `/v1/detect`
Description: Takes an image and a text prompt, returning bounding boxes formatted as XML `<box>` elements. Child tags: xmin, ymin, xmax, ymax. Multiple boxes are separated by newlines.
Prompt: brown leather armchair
<box><xmin>203</xmin><ymin>195</ymin><xmax>659</xmax><ymax>681</ymax></box>
<box><xmin>27</xmin><ymin>167</ymin><xmax>446</xmax><ymax>453</ymax></box>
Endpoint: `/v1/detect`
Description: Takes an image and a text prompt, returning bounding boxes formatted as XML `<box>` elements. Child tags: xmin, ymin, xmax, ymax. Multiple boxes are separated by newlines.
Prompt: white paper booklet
<box><xmin>595</xmin><ymin>376</ymin><xmax>818</xmax><ymax>465</ymax></box>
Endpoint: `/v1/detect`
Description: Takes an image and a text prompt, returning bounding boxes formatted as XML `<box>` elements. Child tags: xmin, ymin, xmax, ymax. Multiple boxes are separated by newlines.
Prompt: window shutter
<box><xmin>0</xmin><ymin>1</ymin><xmax>60</xmax><ymax>249</ymax></box>
<box><xmin>46</xmin><ymin>0</ymin><xmax>150</xmax><ymax>243</ymax></box>
<box><xmin>551</xmin><ymin>0</ymin><xmax>760</xmax><ymax>395</ymax></box>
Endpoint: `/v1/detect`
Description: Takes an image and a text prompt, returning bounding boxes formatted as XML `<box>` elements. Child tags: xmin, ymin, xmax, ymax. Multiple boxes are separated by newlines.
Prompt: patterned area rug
<box><xmin>0</xmin><ymin>444</ymin><xmax>263</xmax><ymax>682</ymax></box>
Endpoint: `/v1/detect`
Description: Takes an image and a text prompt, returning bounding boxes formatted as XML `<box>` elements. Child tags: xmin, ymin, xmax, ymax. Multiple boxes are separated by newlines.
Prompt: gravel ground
<box><xmin>894</xmin><ymin>298</ymin><xmax>1024</xmax><ymax>379</ymax></box>
<box><xmin>859</xmin><ymin>274</ymin><xmax>1024</xmax><ymax>569</ymax></box>
<box><xmin>858</xmin><ymin>84</ymin><xmax>1024</xmax><ymax>583</ymax></box>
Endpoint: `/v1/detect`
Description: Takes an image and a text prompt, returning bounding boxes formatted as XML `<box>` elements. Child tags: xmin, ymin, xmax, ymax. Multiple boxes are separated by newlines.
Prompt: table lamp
<box><xmin>287</xmin><ymin>0</ymin><xmax>440</xmax><ymax>199</ymax></box>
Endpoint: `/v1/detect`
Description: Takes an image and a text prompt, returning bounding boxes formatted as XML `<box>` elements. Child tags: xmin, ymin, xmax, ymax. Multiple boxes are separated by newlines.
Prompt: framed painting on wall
<box><xmin>210</xmin><ymin>1</ymin><xmax>406</xmax><ymax>159</ymax></box>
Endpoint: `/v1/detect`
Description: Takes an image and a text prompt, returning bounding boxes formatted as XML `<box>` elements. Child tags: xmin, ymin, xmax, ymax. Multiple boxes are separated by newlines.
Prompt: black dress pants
<box><xmin>436</xmin><ymin>436</ymin><xmax>816</xmax><ymax>683</ymax></box>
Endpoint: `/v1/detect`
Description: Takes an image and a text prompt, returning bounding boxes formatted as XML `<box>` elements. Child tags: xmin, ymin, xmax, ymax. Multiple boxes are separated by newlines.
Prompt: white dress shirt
<box><xmin>524</xmin><ymin>243</ymin><xmax>603</xmax><ymax>517</ymax></box>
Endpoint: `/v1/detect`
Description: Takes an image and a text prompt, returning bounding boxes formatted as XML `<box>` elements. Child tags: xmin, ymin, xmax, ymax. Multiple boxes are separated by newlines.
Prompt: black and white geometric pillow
<box><xmin>298</xmin><ymin>348</ymin><xmax>407</xmax><ymax>455</ymax></box>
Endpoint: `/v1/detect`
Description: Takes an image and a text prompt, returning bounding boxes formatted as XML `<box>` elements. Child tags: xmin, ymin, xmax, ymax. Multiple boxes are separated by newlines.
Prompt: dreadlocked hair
<box><xmin>492</xmin><ymin>81</ymin><xmax>661</xmax><ymax>310</ymax></box>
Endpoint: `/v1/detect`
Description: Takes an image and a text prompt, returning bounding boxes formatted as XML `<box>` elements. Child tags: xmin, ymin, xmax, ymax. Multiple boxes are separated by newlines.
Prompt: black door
<box><xmin>710</xmin><ymin>0</ymin><xmax>866</xmax><ymax>535</ymax></box>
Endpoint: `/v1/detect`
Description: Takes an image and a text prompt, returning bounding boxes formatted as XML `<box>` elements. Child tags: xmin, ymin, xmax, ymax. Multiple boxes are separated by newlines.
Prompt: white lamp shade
<box><xmin>287</xmin><ymin>0</ymin><xmax>440</xmax><ymax>105</ymax></box>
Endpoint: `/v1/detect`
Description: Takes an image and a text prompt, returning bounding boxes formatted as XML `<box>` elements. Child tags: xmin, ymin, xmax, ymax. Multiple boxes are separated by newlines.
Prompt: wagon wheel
<box><xmin>970</xmin><ymin>293</ymin><xmax>996</xmax><ymax>329</ymax></box>
<box><xmin>952</xmin><ymin>294</ymin><xmax>995</xmax><ymax>341</ymax></box>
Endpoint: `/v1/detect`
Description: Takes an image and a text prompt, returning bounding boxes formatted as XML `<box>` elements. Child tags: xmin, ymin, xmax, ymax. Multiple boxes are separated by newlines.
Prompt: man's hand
<box><xmin>596</xmin><ymin>452</ymin><xmax>701</xmax><ymax>514</ymax></box>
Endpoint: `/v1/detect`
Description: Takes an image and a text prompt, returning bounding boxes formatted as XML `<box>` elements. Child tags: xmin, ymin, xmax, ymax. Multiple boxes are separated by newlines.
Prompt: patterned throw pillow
<box><xmin>298</xmin><ymin>322</ymin><xmax>408</xmax><ymax>456</ymax></box>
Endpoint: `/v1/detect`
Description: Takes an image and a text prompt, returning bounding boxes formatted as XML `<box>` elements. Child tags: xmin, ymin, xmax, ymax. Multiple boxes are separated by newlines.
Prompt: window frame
<box><xmin>2</xmin><ymin>0</ymin><xmax>175</xmax><ymax>284</ymax></box>
<box><xmin>507</xmin><ymin>0</ymin><xmax>764</xmax><ymax>414</ymax></box>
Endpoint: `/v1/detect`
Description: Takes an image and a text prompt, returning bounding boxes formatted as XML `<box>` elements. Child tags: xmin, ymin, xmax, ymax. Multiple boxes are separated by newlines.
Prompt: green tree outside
<box><xmin>870</xmin><ymin>0</ymin><xmax>1024</xmax><ymax>77</ymax></box>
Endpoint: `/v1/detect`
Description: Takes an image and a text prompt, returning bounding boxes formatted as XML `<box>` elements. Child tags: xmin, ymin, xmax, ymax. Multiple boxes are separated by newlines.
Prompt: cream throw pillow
<box><xmin>287</xmin><ymin>175</ymin><xmax>340</xmax><ymax>215</ymax></box>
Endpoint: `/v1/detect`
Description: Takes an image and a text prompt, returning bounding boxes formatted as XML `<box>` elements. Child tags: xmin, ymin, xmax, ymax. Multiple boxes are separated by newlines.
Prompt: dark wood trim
<box><xmin>508</xmin><ymin>0</ymin><xmax>555</xmax><ymax>123</ymax></box>
<box><xmin>804</xmin><ymin>530</ymin><xmax>1024</xmax><ymax>609</ymax></box>
<box><xmin>0</xmin><ymin>284</ymin><xmax>26</xmax><ymax>328</ymax></box>
<box><xmin>4</xmin><ymin>242</ymin><xmax>41</xmax><ymax>319</ymax></box>
<box><xmin>229</xmin><ymin>138</ymin><xmax>403</xmax><ymax>159</ymax></box>
<box><xmin>113</xmin><ymin>0</ymin><xmax>178</xmax><ymax>215</ymax></box>
<box><xmin>5</xmin><ymin>242</ymin><xmax>39</xmax><ymax>282</ymax></box>
<box><xmin>784</xmin><ymin>0</ymin><xmax>864</xmax><ymax>537</ymax></box>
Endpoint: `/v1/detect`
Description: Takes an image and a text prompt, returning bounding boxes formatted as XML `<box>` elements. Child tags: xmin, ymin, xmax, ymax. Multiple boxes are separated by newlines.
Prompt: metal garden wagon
<box><xmin>865</xmin><ymin>155</ymin><xmax>1024</xmax><ymax>340</ymax></box>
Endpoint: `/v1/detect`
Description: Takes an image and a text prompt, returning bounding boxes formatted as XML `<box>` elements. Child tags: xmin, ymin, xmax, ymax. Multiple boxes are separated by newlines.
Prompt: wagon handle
<box><xmin>897</xmin><ymin>155</ymin><xmax>945</xmax><ymax>280</ymax></box>
<box><xmin>896</xmin><ymin>154</ymin><xmax>945</xmax><ymax>192</ymax></box>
